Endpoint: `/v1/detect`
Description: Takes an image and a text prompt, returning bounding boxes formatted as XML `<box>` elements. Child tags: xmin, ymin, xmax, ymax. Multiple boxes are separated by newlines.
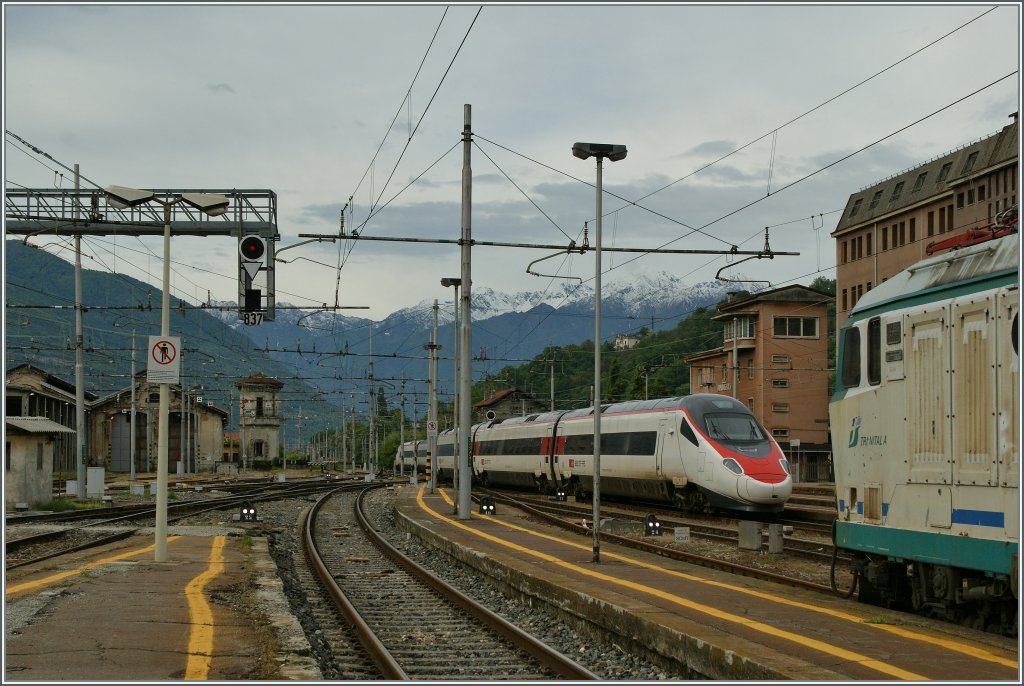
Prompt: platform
<box><xmin>4</xmin><ymin>530</ymin><xmax>319</xmax><ymax>682</ymax></box>
<box><xmin>395</xmin><ymin>484</ymin><xmax>1019</xmax><ymax>681</ymax></box>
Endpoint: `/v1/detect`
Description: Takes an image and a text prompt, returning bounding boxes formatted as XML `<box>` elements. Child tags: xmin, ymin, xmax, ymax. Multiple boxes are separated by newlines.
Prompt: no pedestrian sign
<box><xmin>147</xmin><ymin>335</ymin><xmax>181</xmax><ymax>384</ymax></box>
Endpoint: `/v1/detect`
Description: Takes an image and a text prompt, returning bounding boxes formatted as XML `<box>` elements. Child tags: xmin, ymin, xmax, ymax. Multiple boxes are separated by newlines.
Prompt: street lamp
<box><xmin>571</xmin><ymin>142</ymin><xmax>626</xmax><ymax>564</ymax></box>
<box><xmin>103</xmin><ymin>185</ymin><xmax>229</xmax><ymax>563</ymax></box>
<box><xmin>441</xmin><ymin>277</ymin><xmax>461</xmax><ymax>514</ymax></box>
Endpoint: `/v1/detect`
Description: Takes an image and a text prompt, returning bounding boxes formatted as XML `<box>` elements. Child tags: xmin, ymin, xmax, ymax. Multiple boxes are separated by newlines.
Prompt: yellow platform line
<box><xmin>421</xmin><ymin>487</ymin><xmax>1004</xmax><ymax>679</ymax></box>
<box><xmin>184</xmin><ymin>535</ymin><xmax>227</xmax><ymax>680</ymax></box>
<box><xmin>432</xmin><ymin>488</ymin><xmax>1017</xmax><ymax>671</ymax></box>
<box><xmin>5</xmin><ymin>536</ymin><xmax>182</xmax><ymax>597</ymax></box>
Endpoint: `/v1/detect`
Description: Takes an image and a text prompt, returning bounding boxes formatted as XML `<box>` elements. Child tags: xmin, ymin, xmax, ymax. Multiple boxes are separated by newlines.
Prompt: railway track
<box><xmin>500</xmin><ymin>491</ymin><xmax>842</xmax><ymax>563</ymax></box>
<box><xmin>4</xmin><ymin>479</ymin><xmax>346</xmax><ymax>569</ymax></box>
<box><xmin>477</xmin><ymin>488</ymin><xmax>839</xmax><ymax>595</ymax></box>
<box><xmin>302</xmin><ymin>486</ymin><xmax>598</xmax><ymax>680</ymax></box>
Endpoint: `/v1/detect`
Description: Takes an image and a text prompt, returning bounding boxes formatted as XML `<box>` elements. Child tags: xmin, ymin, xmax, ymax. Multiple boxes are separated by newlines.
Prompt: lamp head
<box><xmin>441</xmin><ymin>277</ymin><xmax>462</xmax><ymax>288</ymax></box>
<box><xmin>104</xmin><ymin>185</ymin><xmax>156</xmax><ymax>208</ymax></box>
<box><xmin>180</xmin><ymin>192</ymin><xmax>230</xmax><ymax>216</ymax></box>
<box><xmin>571</xmin><ymin>142</ymin><xmax>627</xmax><ymax>162</ymax></box>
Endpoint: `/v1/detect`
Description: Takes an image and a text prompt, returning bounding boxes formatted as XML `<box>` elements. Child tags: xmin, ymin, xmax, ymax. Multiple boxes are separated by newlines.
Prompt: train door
<box><xmin>656</xmin><ymin>417</ymin><xmax>670</xmax><ymax>477</ymax></box>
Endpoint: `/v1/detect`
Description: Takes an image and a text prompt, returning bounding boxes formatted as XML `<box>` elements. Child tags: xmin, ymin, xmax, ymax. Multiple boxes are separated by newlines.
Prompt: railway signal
<box><xmin>239</xmin><ymin>235</ymin><xmax>266</xmax><ymax>320</ymax></box>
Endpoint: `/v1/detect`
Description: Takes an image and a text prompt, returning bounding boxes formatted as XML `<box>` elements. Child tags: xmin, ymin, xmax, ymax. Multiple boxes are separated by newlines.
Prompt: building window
<box><xmin>868</xmin><ymin>190</ymin><xmax>883</xmax><ymax>209</ymax></box>
<box><xmin>6</xmin><ymin>396</ymin><xmax>23</xmax><ymax>417</ymax></box>
<box><xmin>927</xmin><ymin>211</ymin><xmax>934</xmax><ymax>236</ymax></box>
<box><xmin>841</xmin><ymin>241</ymin><xmax>848</xmax><ymax>264</ymax></box>
<box><xmin>960</xmin><ymin>151</ymin><xmax>978</xmax><ymax>175</ymax></box>
<box><xmin>255</xmin><ymin>397</ymin><xmax>264</xmax><ymax>417</ymax></box>
<box><xmin>841</xmin><ymin>288</ymin><xmax>848</xmax><ymax>312</ymax></box>
<box><xmin>253</xmin><ymin>440</ymin><xmax>265</xmax><ymax>458</ymax></box>
<box><xmin>849</xmin><ymin>198</ymin><xmax>863</xmax><ymax>217</ymax></box>
<box><xmin>939</xmin><ymin>207</ymin><xmax>946</xmax><ymax>233</ymax></box>
<box><xmin>967</xmin><ymin>188</ymin><xmax>974</xmax><ymax>205</ymax></box>
<box><xmin>772</xmin><ymin>428</ymin><xmax>790</xmax><ymax>438</ymax></box>
<box><xmin>913</xmin><ymin>172</ymin><xmax>928</xmax><ymax>191</ymax></box>
<box><xmin>772</xmin><ymin>403</ymin><xmax>790</xmax><ymax>413</ymax></box>
<box><xmin>881</xmin><ymin>226</ymin><xmax>888</xmax><ymax>250</ymax></box>
<box><xmin>909</xmin><ymin>217</ymin><xmax>915</xmax><ymax>242</ymax></box>
<box><xmin>771</xmin><ymin>379</ymin><xmax>790</xmax><ymax>388</ymax></box>
<box><xmin>725</xmin><ymin>318</ymin><xmax>755</xmax><ymax>340</ymax></box>
<box><xmin>937</xmin><ymin>162</ymin><xmax>953</xmax><ymax>183</ymax></box>
<box><xmin>747</xmin><ymin>359</ymin><xmax>754</xmax><ymax>380</ymax></box>
<box><xmin>771</xmin><ymin>354</ymin><xmax>791</xmax><ymax>364</ymax></box>
<box><xmin>978</xmin><ymin>185</ymin><xmax>985</xmax><ymax>202</ymax></box>
<box><xmin>892</xmin><ymin>223</ymin><xmax>899</xmax><ymax>246</ymax></box>
<box><xmin>957</xmin><ymin>192</ymin><xmax>965</xmax><ymax>209</ymax></box>
<box><xmin>890</xmin><ymin>181</ymin><xmax>904</xmax><ymax>203</ymax></box>
<box><xmin>866</xmin><ymin>233</ymin><xmax>872</xmax><ymax>256</ymax></box>
<box><xmin>773</xmin><ymin>316</ymin><xmax>818</xmax><ymax>338</ymax></box>
<box><xmin>721</xmin><ymin>364</ymin><xmax>728</xmax><ymax>386</ymax></box>
<box><xmin>5</xmin><ymin>442</ymin><xmax>10</xmax><ymax>472</ymax></box>
<box><xmin>899</xmin><ymin>221</ymin><xmax>906</xmax><ymax>245</ymax></box>
<box><xmin>37</xmin><ymin>443</ymin><xmax>43</xmax><ymax>470</ymax></box>
<box><xmin>947</xmin><ymin>205</ymin><xmax>954</xmax><ymax>232</ymax></box>
<box><xmin>747</xmin><ymin>398</ymin><xmax>754</xmax><ymax>412</ymax></box>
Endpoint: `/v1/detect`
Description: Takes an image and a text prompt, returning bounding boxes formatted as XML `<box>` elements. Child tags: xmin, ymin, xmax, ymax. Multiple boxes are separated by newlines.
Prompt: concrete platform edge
<box><xmin>249</xmin><ymin>537</ymin><xmax>323</xmax><ymax>680</ymax></box>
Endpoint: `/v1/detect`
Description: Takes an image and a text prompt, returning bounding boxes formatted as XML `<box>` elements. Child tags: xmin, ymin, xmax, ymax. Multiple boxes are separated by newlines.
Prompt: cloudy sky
<box><xmin>4</xmin><ymin>3</ymin><xmax>1021</xmax><ymax>321</ymax></box>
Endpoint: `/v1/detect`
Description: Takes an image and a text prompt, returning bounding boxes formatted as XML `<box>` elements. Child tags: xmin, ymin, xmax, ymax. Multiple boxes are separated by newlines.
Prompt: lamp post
<box><xmin>441</xmin><ymin>277</ymin><xmax>461</xmax><ymax>513</ymax></box>
<box><xmin>103</xmin><ymin>186</ymin><xmax>228</xmax><ymax>562</ymax></box>
<box><xmin>571</xmin><ymin>142</ymin><xmax>626</xmax><ymax>564</ymax></box>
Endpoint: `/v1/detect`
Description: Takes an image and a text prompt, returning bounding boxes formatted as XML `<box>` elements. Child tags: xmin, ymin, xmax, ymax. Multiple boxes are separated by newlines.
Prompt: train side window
<box><xmin>867</xmin><ymin>317</ymin><xmax>881</xmax><ymax>386</ymax></box>
<box><xmin>679</xmin><ymin>418</ymin><xmax>699</xmax><ymax>446</ymax></box>
<box><xmin>841</xmin><ymin>327</ymin><xmax>861</xmax><ymax>388</ymax></box>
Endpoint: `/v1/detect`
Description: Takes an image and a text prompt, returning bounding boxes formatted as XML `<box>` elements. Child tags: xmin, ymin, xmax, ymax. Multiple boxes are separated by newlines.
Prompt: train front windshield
<box><xmin>704</xmin><ymin>414</ymin><xmax>766</xmax><ymax>443</ymax></box>
<box><xmin>682</xmin><ymin>394</ymin><xmax>773</xmax><ymax>456</ymax></box>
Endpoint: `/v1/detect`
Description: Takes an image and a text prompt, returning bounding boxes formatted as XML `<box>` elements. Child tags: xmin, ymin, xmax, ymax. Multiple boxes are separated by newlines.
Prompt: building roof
<box><xmin>832</xmin><ymin>119</ymin><xmax>1018</xmax><ymax>237</ymax></box>
<box><xmin>474</xmin><ymin>387</ymin><xmax>537</xmax><ymax>409</ymax></box>
<box><xmin>5</xmin><ymin>416</ymin><xmax>77</xmax><ymax>434</ymax></box>
<box><xmin>5</xmin><ymin>363</ymin><xmax>98</xmax><ymax>401</ymax></box>
<box><xmin>715</xmin><ymin>284</ymin><xmax>832</xmax><ymax>315</ymax></box>
<box><xmin>236</xmin><ymin>372</ymin><xmax>284</xmax><ymax>389</ymax></box>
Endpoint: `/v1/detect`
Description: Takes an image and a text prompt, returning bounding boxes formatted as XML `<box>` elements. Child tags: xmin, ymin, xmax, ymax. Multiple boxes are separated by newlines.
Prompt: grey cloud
<box><xmin>206</xmin><ymin>83</ymin><xmax>236</xmax><ymax>95</ymax></box>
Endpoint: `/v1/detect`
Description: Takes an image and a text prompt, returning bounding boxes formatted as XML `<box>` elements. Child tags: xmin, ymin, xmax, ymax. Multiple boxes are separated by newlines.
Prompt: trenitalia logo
<box><xmin>847</xmin><ymin>416</ymin><xmax>862</xmax><ymax>448</ymax></box>
<box><xmin>847</xmin><ymin>415</ymin><xmax>888</xmax><ymax>448</ymax></box>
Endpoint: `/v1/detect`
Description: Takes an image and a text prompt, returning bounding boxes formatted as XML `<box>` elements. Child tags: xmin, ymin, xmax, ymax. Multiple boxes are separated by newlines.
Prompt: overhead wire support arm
<box><xmin>526</xmin><ymin>228</ymin><xmax>586</xmax><ymax>281</ymax></box>
<box><xmin>715</xmin><ymin>227</ymin><xmax>776</xmax><ymax>285</ymax></box>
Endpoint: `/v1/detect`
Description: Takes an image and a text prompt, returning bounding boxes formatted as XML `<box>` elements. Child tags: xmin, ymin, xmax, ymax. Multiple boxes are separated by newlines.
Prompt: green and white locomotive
<box><xmin>830</xmin><ymin>227</ymin><xmax>1019</xmax><ymax>636</ymax></box>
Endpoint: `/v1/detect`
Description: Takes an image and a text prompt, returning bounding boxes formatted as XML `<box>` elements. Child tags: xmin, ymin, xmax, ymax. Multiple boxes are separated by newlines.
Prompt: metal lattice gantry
<box><xmin>4</xmin><ymin>187</ymin><xmax>278</xmax><ymax>238</ymax></box>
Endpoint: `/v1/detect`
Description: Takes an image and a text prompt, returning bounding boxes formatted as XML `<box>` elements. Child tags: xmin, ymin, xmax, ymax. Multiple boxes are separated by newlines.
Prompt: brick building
<box><xmin>832</xmin><ymin>115</ymin><xmax>1018</xmax><ymax>328</ymax></box>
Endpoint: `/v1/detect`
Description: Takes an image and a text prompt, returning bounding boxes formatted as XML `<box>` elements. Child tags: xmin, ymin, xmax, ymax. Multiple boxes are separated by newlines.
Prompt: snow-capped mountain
<box><xmin>211</xmin><ymin>271</ymin><xmax>761</xmax><ymax>402</ymax></box>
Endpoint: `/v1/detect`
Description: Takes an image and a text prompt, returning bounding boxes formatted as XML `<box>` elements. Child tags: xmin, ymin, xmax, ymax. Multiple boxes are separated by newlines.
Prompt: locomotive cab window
<box><xmin>841</xmin><ymin>327</ymin><xmax>861</xmax><ymax>388</ymax></box>
<box><xmin>679</xmin><ymin>418</ymin><xmax>699</xmax><ymax>446</ymax></box>
<box><xmin>867</xmin><ymin>317</ymin><xmax>882</xmax><ymax>386</ymax></box>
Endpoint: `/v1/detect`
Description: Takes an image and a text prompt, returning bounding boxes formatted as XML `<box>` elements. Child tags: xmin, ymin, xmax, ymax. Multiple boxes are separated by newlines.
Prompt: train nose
<box><xmin>741</xmin><ymin>475</ymin><xmax>792</xmax><ymax>503</ymax></box>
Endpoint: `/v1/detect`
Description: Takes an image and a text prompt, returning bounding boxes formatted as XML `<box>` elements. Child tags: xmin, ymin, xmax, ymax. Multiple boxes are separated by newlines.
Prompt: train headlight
<box><xmin>722</xmin><ymin>458</ymin><xmax>744</xmax><ymax>475</ymax></box>
<box><xmin>779</xmin><ymin>457</ymin><xmax>791</xmax><ymax>475</ymax></box>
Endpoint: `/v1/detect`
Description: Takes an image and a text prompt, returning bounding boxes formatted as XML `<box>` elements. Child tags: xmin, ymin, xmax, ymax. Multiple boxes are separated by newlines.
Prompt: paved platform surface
<box><xmin>4</xmin><ymin>531</ymin><xmax>317</xmax><ymax>682</ymax></box>
<box><xmin>396</xmin><ymin>484</ymin><xmax>1020</xmax><ymax>681</ymax></box>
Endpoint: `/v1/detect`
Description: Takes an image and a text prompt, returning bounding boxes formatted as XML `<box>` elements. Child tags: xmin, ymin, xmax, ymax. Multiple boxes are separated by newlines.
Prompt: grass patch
<box><xmin>42</xmin><ymin>498</ymin><xmax>105</xmax><ymax>512</ymax></box>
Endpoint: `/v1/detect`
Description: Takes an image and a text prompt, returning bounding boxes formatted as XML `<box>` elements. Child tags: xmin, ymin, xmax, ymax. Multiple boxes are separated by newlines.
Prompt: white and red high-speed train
<box><xmin>403</xmin><ymin>394</ymin><xmax>792</xmax><ymax>515</ymax></box>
